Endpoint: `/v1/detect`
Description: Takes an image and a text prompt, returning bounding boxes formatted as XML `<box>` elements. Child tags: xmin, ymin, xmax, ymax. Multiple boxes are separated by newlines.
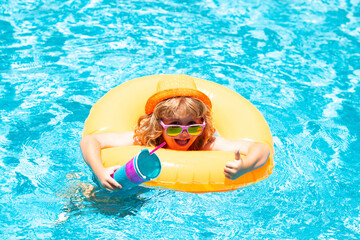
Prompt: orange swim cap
<box><xmin>145</xmin><ymin>76</ymin><xmax>212</xmax><ymax>115</ymax></box>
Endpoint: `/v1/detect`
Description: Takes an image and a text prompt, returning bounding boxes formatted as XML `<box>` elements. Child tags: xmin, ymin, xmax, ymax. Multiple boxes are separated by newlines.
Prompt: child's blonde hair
<box><xmin>134</xmin><ymin>97</ymin><xmax>216</xmax><ymax>150</ymax></box>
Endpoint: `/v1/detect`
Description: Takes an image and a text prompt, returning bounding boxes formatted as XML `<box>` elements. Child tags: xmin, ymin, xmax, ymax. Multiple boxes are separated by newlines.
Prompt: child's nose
<box><xmin>179</xmin><ymin>129</ymin><xmax>190</xmax><ymax>137</ymax></box>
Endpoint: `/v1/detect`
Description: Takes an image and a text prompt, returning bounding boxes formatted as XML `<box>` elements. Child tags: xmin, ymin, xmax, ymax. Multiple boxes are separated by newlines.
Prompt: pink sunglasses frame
<box><xmin>160</xmin><ymin>120</ymin><xmax>206</xmax><ymax>137</ymax></box>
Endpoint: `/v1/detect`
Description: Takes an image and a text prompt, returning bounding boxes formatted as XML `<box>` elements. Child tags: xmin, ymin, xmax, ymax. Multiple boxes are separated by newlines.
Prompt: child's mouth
<box><xmin>175</xmin><ymin>139</ymin><xmax>190</xmax><ymax>146</ymax></box>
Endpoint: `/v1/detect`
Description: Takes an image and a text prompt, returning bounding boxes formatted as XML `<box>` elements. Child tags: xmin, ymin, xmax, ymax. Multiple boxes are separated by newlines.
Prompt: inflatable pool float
<box><xmin>82</xmin><ymin>75</ymin><xmax>274</xmax><ymax>193</ymax></box>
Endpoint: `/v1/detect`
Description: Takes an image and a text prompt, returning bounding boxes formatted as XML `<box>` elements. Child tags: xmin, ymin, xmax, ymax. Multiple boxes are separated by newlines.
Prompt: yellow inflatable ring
<box><xmin>82</xmin><ymin>75</ymin><xmax>275</xmax><ymax>193</ymax></box>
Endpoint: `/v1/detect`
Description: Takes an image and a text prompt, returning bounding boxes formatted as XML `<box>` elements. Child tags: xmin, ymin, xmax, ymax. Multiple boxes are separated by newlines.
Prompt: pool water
<box><xmin>1</xmin><ymin>0</ymin><xmax>359</xmax><ymax>239</ymax></box>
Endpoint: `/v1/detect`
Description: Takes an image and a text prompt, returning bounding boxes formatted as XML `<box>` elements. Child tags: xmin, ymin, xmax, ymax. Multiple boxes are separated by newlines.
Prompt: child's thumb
<box><xmin>110</xmin><ymin>165</ymin><xmax>121</xmax><ymax>172</ymax></box>
<box><xmin>235</xmin><ymin>150</ymin><xmax>241</xmax><ymax>161</ymax></box>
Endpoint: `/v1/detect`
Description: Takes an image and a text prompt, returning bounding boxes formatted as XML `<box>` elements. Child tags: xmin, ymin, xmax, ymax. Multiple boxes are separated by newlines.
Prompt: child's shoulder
<box><xmin>202</xmin><ymin>135</ymin><xmax>218</xmax><ymax>150</ymax></box>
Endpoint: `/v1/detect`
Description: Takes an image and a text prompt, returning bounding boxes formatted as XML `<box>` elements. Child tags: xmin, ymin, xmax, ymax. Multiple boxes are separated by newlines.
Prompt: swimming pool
<box><xmin>1</xmin><ymin>0</ymin><xmax>359</xmax><ymax>239</ymax></box>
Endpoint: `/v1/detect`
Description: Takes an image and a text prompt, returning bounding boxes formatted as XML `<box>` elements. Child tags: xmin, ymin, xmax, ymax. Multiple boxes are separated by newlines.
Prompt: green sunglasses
<box><xmin>160</xmin><ymin>120</ymin><xmax>206</xmax><ymax>137</ymax></box>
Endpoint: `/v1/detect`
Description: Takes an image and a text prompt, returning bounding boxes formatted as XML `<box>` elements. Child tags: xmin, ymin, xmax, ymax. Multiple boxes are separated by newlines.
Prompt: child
<box><xmin>80</xmin><ymin>78</ymin><xmax>270</xmax><ymax>191</ymax></box>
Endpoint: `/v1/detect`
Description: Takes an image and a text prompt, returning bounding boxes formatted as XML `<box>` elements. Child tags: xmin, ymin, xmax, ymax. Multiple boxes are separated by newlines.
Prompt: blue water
<box><xmin>1</xmin><ymin>0</ymin><xmax>359</xmax><ymax>239</ymax></box>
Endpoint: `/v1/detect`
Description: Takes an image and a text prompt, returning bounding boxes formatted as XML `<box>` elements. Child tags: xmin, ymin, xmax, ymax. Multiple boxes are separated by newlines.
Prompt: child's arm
<box><xmin>80</xmin><ymin>132</ymin><xmax>134</xmax><ymax>190</ymax></box>
<box><xmin>209</xmin><ymin>137</ymin><xmax>270</xmax><ymax>180</ymax></box>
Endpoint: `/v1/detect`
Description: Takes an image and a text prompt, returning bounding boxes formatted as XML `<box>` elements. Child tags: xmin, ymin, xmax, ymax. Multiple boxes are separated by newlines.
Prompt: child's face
<box><xmin>161</xmin><ymin>109</ymin><xmax>203</xmax><ymax>151</ymax></box>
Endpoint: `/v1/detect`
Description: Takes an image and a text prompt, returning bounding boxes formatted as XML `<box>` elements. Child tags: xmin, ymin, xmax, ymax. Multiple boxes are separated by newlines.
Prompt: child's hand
<box><xmin>96</xmin><ymin>165</ymin><xmax>122</xmax><ymax>191</ymax></box>
<box><xmin>224</xmin><ymin>150</ymin><xmax>243</xmax><ymax>180</ymax></box>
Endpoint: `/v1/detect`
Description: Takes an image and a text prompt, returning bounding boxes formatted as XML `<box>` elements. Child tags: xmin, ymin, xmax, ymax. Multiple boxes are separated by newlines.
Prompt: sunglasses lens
<box><xmin>188</xmin><ymin>126</ymin><xmax>203</xmax><ymax>136</ymax></box>
<box><xmin>166</xmin><ymin>126</ymin><xmax>183</xmax><ymax>136</ymax></box>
